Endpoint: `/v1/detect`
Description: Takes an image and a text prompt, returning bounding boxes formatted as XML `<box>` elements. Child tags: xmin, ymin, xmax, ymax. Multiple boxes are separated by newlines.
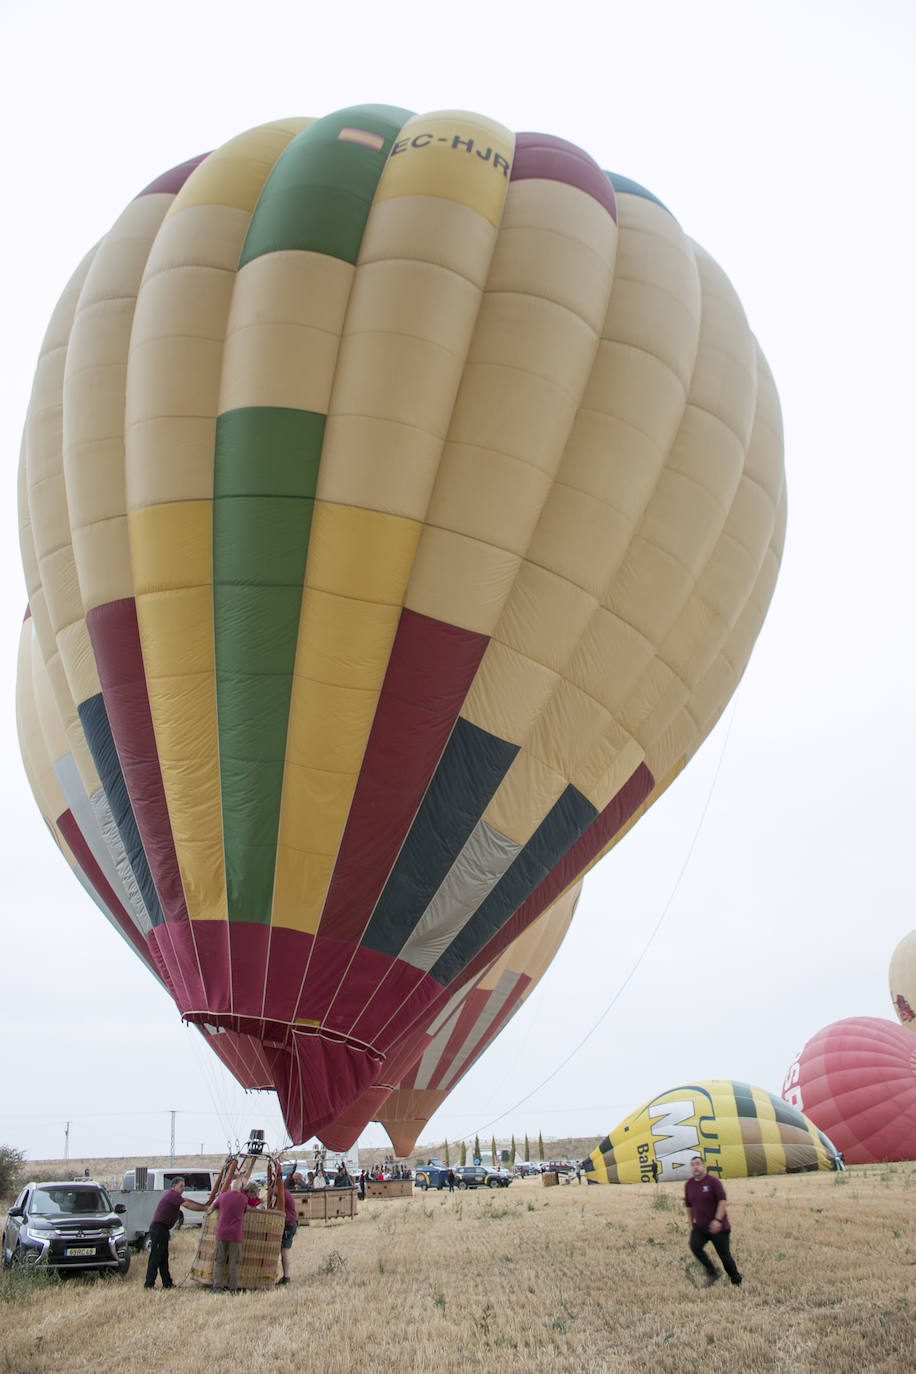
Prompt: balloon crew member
<box><xmin>278</xmin><ymin>1181</ymin><xmax>298</xmax><ymax>1286</ymax></box>
<box><xmin>143</xmin><ymin>1178</ymin><xmax>207</xmax><ymax>1289</ymax></box>
<box><xmin>210</xmin><ymin>1178</ymin><xmax>248</xmax><ymax>1292</ymax></box>
<box><xmin>684</xmin><ymin>1156</ymin><xmax>742</xmax><ymax>1287</ymax></box>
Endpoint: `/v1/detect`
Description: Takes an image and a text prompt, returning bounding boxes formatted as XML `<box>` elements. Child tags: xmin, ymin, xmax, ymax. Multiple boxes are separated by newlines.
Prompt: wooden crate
<box><xmin>292</xmin><ymin>1189</ymin><xmax>358</xmax><ymax>1224</ymax></box>
<box><xmin>364</xmin><ymin>1179</ymin><xmax>412</xmax><ymax>1200</ymax></box>
<box><xmin>541</xmin><ymin>1171</ymin><xmax>559</xmax><ymax>1187</ymax></box>
<box><xmin>189</xmin><ymin>1206</ymin><xmax>284</xmax><ymax>1288</ymax></box>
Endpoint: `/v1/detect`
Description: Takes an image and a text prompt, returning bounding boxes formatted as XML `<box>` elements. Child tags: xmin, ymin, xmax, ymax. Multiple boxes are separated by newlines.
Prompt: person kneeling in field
<box><xmin>277</xmin><ymin>1184</ymin><xmax>298</xmax><ymax>1286</ymax></box>
<box><xmin>684</xmin><ymin>1155</ymin><xmax>742</xmax><ymax>1288</ymax></box>
<box><xmin>210</xmin><ymin>1178</ymin><xmax>248</xmax><ymax>1292</ymax></box>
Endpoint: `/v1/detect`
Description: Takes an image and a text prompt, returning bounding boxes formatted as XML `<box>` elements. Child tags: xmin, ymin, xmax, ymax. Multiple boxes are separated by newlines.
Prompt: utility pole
<box><xmin>64</xmin><ymin>1121</ymin><xmax>70</xmax><ymax>1162</ymax></box>
<box><xmin>169</xmin><ymin>1111</ymin><xmax>176</xmax><ymax>1166</ymax></box>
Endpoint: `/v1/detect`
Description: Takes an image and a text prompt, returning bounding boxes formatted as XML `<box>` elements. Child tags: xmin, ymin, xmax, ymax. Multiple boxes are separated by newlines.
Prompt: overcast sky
<box><xmin>2</xmin><ymin>0</ymin><xmax>913</xmax><ymax>1166</ymax></box>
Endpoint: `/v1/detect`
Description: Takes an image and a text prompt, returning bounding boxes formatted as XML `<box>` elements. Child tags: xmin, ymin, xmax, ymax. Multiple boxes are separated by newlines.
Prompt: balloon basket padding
<box><xmin>541</xmin><ymin>1171</ymin><xmax>559</xmax><ymax>1187</ymax></box>
<box><xmin>189</xmin><ymin>1208</ymin><xmax>284</xmax><ymax>1288</ymax></box>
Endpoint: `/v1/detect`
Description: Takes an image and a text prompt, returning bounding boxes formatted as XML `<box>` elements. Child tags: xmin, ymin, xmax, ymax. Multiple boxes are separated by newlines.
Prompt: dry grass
<box><xmin>2</xmin><ymin>1164</ymin><xmax>914</xmax><ymax>1373</ymax></box>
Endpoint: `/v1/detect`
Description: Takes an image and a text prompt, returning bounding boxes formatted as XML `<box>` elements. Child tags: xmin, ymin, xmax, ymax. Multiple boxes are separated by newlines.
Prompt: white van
<box><xmin>119</xmin><ymin>1168</ymin><xmax>219</xmax><ymax>1228</ymax></box>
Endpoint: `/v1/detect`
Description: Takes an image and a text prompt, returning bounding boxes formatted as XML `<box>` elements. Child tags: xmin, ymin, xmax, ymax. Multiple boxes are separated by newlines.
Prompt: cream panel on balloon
<box><xmin>319</xmin><ymin>195</ymin><xmax>499</xmax><ymax>516</ymax></box>
<box><xmin>16</xmin><ymin>621</ymin><xmax>74</xmax><ymax>861</ymax></box>
<box><xmin>406</xmin><ymin>175</ymin><xmax>615</xmax><ymax>637</ymax></box>
<box><xmin>126</xmin><ymin>201</ymin><xmax>256</xmax><ymax>507</ymax></box>
<box><xmin>662</xmin><ymin>347</ymin><xmax>784</xmax><ymax>693</ymax></box>
<box><xmin>218</xmin><ymin>249</ymin><xmax>354</xmax><ymax>414</ymax></box>
<box><xmin>66</xmin><ymin>193</ymin><xmax>175</xmax><ymax>613</ymax></box>
<box><xmin>607</xmin><ymin>193</ymin><xmax>701</xmax><ymax>387</ymax></box>
<box><xmin>677</xmin><ymin>521</ymin><xmax>786</xmax><ymax>768</ymax></box>
<box><xmin>28</xmin><ymin>281</ymin><xmax>113</xmax><ymax>728</ymax></box>
<box><xmin>460</xmin><ymin>188</ymin><xmax>701</xmax><ymax>837</ymax></box>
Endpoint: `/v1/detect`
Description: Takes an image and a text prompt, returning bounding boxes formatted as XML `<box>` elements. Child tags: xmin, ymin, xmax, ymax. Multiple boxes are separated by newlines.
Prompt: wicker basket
<box><xmin>189</xmin><ymin>1206</ymin><xmax>284</xmax><ymax>1289</ymax></box>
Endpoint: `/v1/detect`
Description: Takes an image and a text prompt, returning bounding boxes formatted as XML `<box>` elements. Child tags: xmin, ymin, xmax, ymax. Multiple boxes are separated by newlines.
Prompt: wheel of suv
<box><xmin>487</xmin><ymin>1177</ymin><xmax>499</xmax><ymax>1188</ymax></box>
<box><xmin>458</xmin><ymin>1180</ymin><xmax>468</xmax><ymax>1189</ymax></box>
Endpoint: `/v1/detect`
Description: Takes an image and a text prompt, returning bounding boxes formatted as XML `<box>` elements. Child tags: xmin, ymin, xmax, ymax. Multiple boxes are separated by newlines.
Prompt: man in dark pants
<box><xmin>684</xmin><ymin>1155</ymin><xmax>742</xmax><ymax>1288</ymax></box>
<box><xmin>144</xmin><ymin>1178</ymin><xmax>207</xmax><ymax>1289</ymax></box>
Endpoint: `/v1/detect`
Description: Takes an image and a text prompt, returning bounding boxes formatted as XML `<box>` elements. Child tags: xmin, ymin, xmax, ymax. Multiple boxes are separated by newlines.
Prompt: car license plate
<box><xmin>65</xmin><ymin>1247</ymin><xmax>96</xmax><ymax>1256</ymax></box>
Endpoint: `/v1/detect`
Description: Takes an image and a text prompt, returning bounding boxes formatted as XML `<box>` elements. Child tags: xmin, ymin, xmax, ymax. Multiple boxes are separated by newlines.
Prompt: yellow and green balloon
<box><xmin>16</xmin><ymin>107</ymin><xmax>785</xmax><ymax>1147</ymax></box>
<box><xmin>585</xmin><ymin>1081</ymin><xmax>840</xmax><ymax>1182</ymax></box>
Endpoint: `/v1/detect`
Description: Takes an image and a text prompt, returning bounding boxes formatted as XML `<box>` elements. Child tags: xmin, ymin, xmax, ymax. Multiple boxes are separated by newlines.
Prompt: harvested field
<box><xmin>2</xmin><ymin>1164</ymin><xmax>914</xmax><ymax>1373</ymax></box>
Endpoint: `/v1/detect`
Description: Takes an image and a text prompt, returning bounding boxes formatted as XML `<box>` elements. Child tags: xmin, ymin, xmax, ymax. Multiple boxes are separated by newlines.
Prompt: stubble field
<box><xmin>1</xmin><ymin>1164</ymin><xmax>914</xmax><ymax>1373</ymax></box>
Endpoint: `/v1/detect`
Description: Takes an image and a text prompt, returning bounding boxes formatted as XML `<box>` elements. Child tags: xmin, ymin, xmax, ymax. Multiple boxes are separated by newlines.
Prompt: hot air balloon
<box><xmin>584</xmin><ymin>1080</ymin><xmax>839</xmax><ymax>1183</ymax></box>
<box><xmin>889</xmin><ymin>932</ymin><xmax>916</xmax><ymax>1029</ymax></box>
<box><xmin>783</xmin><ymin>1018</ymin><xmax>916</xmax><ymax>1164</ymax></box>
<box><xmin>17</xmin><ymin>106</ymin><xmax>786</xmax><ymax>1147</ymax></box>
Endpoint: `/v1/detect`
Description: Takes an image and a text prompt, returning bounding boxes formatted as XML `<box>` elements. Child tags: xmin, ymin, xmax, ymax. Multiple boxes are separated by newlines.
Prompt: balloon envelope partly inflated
<box><xmin>584</xmin><ymin>1080</ymin><xmax>839</xmax><ymax>1183</ymax></box>
<box><xmin>16</xmin><ymin>106</ymin><xmax>785</xmax><ymax>1146</ymax></box>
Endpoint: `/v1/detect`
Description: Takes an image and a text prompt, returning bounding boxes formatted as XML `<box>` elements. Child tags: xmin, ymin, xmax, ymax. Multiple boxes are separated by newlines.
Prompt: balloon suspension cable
<box><xmin>465</xmin><ymin>690</ymin><xmax>742</xmax><ymax>1141</ymax></box>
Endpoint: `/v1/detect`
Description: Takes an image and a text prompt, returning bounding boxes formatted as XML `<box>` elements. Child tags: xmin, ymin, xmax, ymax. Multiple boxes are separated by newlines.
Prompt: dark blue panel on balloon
<box><xmin>78</xmin><ymin>692</ymin><xmax>164</xmax><ymax>928</ymax></box>
<box><xmin>361</xmin><ymin>718</ymin><xmax>519</xmax><ymax>959</ymax></box>
<box><xmin>430</xmin><ymin>783</ymin><xmax>597</xmax><ymax>985</ymax></box>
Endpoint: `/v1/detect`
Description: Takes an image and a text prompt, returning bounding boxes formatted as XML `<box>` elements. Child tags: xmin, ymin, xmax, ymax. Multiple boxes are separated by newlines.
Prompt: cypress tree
<box><xmin>491</xmin><ymin>1135</ymin><xmax>498</xmax><ymax>1168</ymax></box>
<box><xmin>460</xmin><ymin>1140</ymin><xmax>467</xmax><ymax>1166</ymax></box>
<box><xmin>474</xmin><ymin>1134</ymin><xmax>481</xmax><ymax>1164</ymax></box>
<box><xmin>524</xmin><ymin>1134</ymin><xmax>530</xmax><ymax>1162</ymax></box>
<box><xmin>510</xmin><ymin>1134</ymin><xmax>516</xmax><ymax>1163</ymax></box>
<box><xmin>443</xmin><ymin>1139</ymin><xmax>450</xmax><ymax>1166</ymax></box>
<box><xmin>538</xmin><ymin>1131</ymin><xmax>545</xmax><ymax>1161</ymax></box>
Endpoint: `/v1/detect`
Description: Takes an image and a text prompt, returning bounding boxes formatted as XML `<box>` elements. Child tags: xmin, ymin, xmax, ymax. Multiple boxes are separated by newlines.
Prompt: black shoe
<box><xmin>730</xmin><ymin>1274</ymin><xmax>743</xmax><ymax>1286</ymax></box>
<box><xmin>276</xmin><ymin>1276</ymin><xmax>290</xmax><ymax>1285</ymax></box>
<box><xmin>704</xmin><ymin>1272</ymin><xmax>720</xmax><ymax>1287</ymax></box>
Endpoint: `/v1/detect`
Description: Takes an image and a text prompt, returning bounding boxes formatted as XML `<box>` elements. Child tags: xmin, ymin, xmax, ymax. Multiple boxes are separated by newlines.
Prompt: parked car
<box><xmin>413</xmin><ymin>1166</ymin><xmax>450</xmax><ymax>1190</ymax></box>
<box><xmin>454</xmin><ymin>1165</ymin><xmax>509</xmax><ymax>1189</ymax></box>
<box><xmin>2</xmin><ymin>1181</ymin><xmax>130</xmax><ymax>1275</ymax></box>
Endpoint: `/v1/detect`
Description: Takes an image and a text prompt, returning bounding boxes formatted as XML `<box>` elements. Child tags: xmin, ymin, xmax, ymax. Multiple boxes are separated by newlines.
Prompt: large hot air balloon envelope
<box><xmin>16</xmin><ymin>106</ymin><xmax>786</xmax><ymax>1147</ymax></box>
<box><xmin>783</xmin><ymin>1018</ymin><xmax>916</xmax><ymax>1164</ymax></box>
<box><xmin>889</xmin><ymin>932</ymin><xmax>916</xmax><ymax>1029</ymax></box>
<box><xmin>584</xmin><ymin>1080</ymin><xmax>838</xmax><ymax>1183</ymax></box>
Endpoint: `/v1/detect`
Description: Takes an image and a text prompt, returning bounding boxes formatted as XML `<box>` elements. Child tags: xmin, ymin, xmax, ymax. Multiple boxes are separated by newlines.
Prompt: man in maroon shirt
<box><xmin>210</xmin><ymin>1178</ymin><xmax>249</xmax><ymax>1292</ymax></box>
<box><xmin>684</xmin><ymin>1155</ymin><xmax>742</xmax><ymax>1287</ymax></box>
<box><xmin>143</xmin><ymin>1178</ymin><xmax>207</xmax><ymax>1289</ymax></box>
<box><xmin>277</xmin><ymin>1184</ymin><xmax>298</xmax><ymax>1286</ymax></box>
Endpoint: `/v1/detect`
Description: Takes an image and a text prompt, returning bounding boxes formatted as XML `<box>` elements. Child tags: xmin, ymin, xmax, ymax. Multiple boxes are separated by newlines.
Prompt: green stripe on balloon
<box><xmin>212</xmin><ymin>104</ymin><xmax>412</xmax><ymax>927</ymax></box>
<box><xmin>239</xmin><ymin>104</ymin><xmax>413</xmax><ymax>265</ymax></box>
<box><xmin>214</xmin><ymin>406</ymin><xmax>324</xmax><ymax>924</ymax></box>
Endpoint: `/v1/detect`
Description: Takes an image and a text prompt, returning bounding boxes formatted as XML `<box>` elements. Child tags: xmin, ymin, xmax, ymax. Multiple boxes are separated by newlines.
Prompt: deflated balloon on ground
<box><xmin>584</xmin><ymin>1080</ymin><xmax>839</xmax><ymax>1183</ymax></box>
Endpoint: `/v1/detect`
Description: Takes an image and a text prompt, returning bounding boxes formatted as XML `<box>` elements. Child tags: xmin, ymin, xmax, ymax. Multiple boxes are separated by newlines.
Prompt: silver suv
<box><xmin>2</xmin><ymin>1181</ymin><xmax>130</xmax><ymax>1275</ymax></box>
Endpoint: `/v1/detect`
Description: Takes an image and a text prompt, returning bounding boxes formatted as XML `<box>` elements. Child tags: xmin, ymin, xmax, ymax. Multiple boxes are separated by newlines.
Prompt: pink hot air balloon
<box><xmin>782</xmin><ymin>1017</ymin><xmax>916</xmax><ymax>1164</ymax></box>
